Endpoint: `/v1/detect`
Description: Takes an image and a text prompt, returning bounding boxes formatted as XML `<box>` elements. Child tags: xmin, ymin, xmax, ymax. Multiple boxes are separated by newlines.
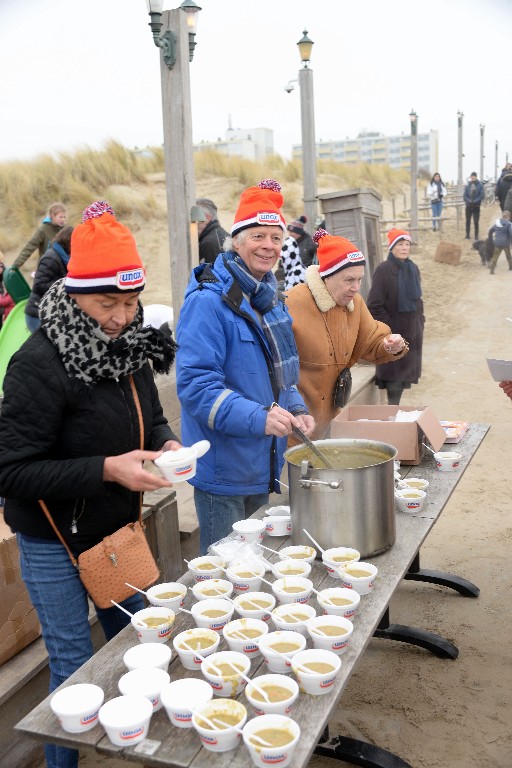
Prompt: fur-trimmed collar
<box><xmin>305</xmin><ymin>265</ymin><xmax>354</xmax><ymax>312</ymax></box>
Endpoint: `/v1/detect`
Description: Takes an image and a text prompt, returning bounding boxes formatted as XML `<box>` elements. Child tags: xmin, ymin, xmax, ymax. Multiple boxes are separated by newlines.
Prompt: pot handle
<box><xmin>299</xmin><ymin>478</ymin><xmax>342</xmax><ymax>490</ymax></box>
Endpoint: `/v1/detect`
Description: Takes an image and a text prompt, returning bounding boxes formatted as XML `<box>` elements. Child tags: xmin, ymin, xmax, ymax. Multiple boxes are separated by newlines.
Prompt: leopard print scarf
<box><xmin>39</xmin><ymin>280</ymin><xmax>177</xmax><ymax>386</ymax></box>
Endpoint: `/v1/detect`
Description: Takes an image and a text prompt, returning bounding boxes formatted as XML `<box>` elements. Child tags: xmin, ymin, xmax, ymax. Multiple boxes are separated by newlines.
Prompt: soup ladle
<box><xmin>292</xmin><ymin>426</ymin><xmax>335</xmax><ymax>469</ymax></box>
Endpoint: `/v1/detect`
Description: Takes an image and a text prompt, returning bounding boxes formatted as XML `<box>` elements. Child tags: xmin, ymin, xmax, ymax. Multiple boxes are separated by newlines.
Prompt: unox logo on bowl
<box><xmin>261</xmin><ymin>750</ymin><xmax>289</xmax><ymax>764</ymax></box>
<box><xmin>173</xmin><ymin>711</ymin><xmax>192</xmax><ymax>723</ymax></box>
<box><xmin>332</xmin><ymin>639</ymin><xmax>348</xmax><ymax>651</ymax></box>
<box><xmin>257</xmin><ymin>212</ymin><xmax>280</xmax><ymax>225</ymax></box>
<box><xmin>319</xmin><ymin>676</ymin><xmax>336</xmax><ymax>689</ymax></box>
<box><xmin>200</xmin><ymin>734</ymin><xmax>218</xmax><ymax>745</ymax></box>
<box><xmin>174</xmin><ymin>462</ymin><xmax>193</xmax><ymax>476</ymax></box>
<box><xmin>158</xmin><ymin>625</ymin><xmax>172</xmax><ymax>639</ymax></box>
<box><xmin>243</xmin><ymin>643</ymin><xmax>259</xmax><ymax>653</ymax></box>
<box><xmin>116</xmin><ymin>269</ymin><xmax>145</xmax><ymax>290</ymax></box>
<box><xmin>209</xmin><ymin>680</ymin><xmax>223</xmax><ymax>690</ymax></box>
<box><xmin>80</xmin><ymin>711</ymin><xmax>99</xmax><ymax>726</ymax></box>
<box><xmin>406</xmin><ymin>501</ymin><xmax>421</xmax><ymax>509</ymax></box>
<box><xmin>266</xmin><ymin>523</ymin><xmax>274</xmax><ymax>532</ymax></box>
<box><xmin>234</xmin><ymin>582</ymin><xmax>249</xmax><ymax>591</ymax></box>
<box><xmin>121</xmin><ymin>726</ymin><xmax>145</xmax><ymax>740</ymax></box>
<box><xmin>341</xmin><ymin>580</ymin><xmax>353</xmax><ymax>589</ymax></box>
<box><xmin>295</xmin><ymin>595</ymin><xmax>309</xmax><ymax>603</ymax></box>
<box><xmin>210</xmin><ymin>621</ymin><xmax>227</xmax><ymax>631</ymax></box>
<box><xmin>286</xmin><ymin>522</ymin><xmax>292</xmax><ymax>532</ymax></box>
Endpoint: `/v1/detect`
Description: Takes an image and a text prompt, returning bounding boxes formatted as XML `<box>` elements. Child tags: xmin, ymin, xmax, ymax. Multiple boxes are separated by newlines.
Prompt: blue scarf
<box><xmin>224</xmin><ymin>252</ymin><xmax>299</xmax><ymax>391</ymax></box>
<box><xmin>388</xmin><ymin>253</ymin><xmax>422</xmax><ymax>312</ymax></box>
<box><xmin>53</xmin><ymin>242</ymin><xmax>70</xmax><ymax>266</ymax></box>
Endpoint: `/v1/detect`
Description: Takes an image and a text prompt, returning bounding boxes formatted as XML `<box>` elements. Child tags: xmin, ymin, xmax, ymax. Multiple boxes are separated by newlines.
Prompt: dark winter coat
<box><xmin>198</xmin><ymin>219</ymin><xmax>229</xmax><ymax>264</ymax></box>
<box><xmin>367</xmin><ymin>259</ymin><xmax>424</xmax><ymax>384</ymax></box>
<box><xmin>496</xmin><ymin>172</ymin><xmax>512</xmax><ymax>210</ymax></box>
<box><xmin>503</xmin><ymin>187</ymin><xmax>512</xmax><ymax>216</ymax></box>
<box><xmin>0</xmin><ymin>332</ymin><xmax>175</xmax><ymax>555</ymax></box>
<box><xmin>25</xmin><ymin>245</ymin><xmax>68</xmax><ymax>319</ymax></box>
<box><xmin>463</xmin><ymin>180</ymin><xmax>484</xmax><ymax>208</ymax></box>
<box><xmin>13</xmin><ymin>219</ymin><xmax>63</xmax><ymax>269</ymax></box>
<box><xmin>296</xmin><ymin>232</ymin><xmax>317</xmax><ymax>268</ymax></box>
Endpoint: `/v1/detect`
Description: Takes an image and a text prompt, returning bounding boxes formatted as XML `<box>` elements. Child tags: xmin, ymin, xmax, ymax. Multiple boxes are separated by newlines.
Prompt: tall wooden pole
<box><xmin>160</xmin><ymin>9</ymin><xmax>196</xmax><ymax>325</ymax></box>
<box><xmin>409</xmin><ymin>110</ymin><xmax>418</xmax><ymax>244</ymax></box>
<box><xmin>457</xmin><ymin>111</ymin><xmax>464</xmax><ymax>230</ymax></box>
<box><xmin>299</xmin><ymin>66</ymin><xmax>318</xmax><ymax>228</ymax></box>
<box><xmin>495</xmin><ymin>140</ymin><xmax>499</xmax><ymax>180</ymax></box>
<box><xmin>479</xmin><ymin>124</ymin><xmax>485</xmax><ymax>181</ymax></box>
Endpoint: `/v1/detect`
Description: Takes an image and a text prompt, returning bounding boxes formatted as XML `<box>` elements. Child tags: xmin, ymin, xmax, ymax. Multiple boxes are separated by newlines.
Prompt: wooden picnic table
<box><xmin>16</xmin><ymin>424</ymin><xmax>489</xmax><ymax>768</ymax></box>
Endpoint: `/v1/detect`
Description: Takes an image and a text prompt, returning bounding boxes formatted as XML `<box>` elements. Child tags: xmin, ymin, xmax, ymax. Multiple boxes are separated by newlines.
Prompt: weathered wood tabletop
<box><xmin>16</xmin><ymin>424</ymin><xmax>489</xmax><ymax>768</ymax></box>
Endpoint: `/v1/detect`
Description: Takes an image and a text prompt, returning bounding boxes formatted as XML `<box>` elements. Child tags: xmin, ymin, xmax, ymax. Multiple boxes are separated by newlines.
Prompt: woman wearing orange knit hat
<box><xmin>367</xmin><ymin>228</ymin><xmax>424</xmax><ymax>405</ymax></box>
<box><xmin>0</xmin><ymin>201</ymin><xmax>181</xmax><ymax>768</ymax></box>
<box><xmin>176</xmin><ymin>180</ymin><xmax>314</xmax><ymax>554</ymax></box>
<box><xmin>285</xmin><ymin>228</ymin><xmax>408</xmax><ymax>439</ymax></box>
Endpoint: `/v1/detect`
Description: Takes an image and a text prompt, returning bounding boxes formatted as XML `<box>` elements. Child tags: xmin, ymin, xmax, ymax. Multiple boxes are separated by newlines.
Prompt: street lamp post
<box><xmin>479</xmin><ymin>124</ymin><xmax>485</xmax><ymax>181</ymax></box>
<box><xmin>457</xmin><ymin>111</ymin><xmax>464</xmax><ymax>230</ymax></box>
<box><xmin>297</xmin><ymin>31</ymin><xmax>318</xmax><ymax>229</ymax></box>
<box><xmin>145</xmin><ymin>0</ymin><xmax>201</xmax><ymax>324</ymax></box>
<box><xmin>409</xmin><ymin>110</ymin><xmax>418</xmax><ymax>244</ymax></box>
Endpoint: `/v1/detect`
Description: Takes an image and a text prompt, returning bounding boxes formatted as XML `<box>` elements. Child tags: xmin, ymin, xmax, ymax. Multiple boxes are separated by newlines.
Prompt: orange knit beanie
<box><xmin>313</xmin><ymin>229</ymin><xmax>365</xmax><ymax>277</ymax></box>
<box><xmin>387</xmin><ymin>228</ymin><xmax>411</xmax><ymax>251</ymax></box>
<box><xmin>231</xmin><ymin>179</ymin><xmax>286</xmax><ymax>236</ymax></box>
<box><xmin>65</xmin><ymin>201</ymin><xmax>145</xmax><ymax>294</ymax></box>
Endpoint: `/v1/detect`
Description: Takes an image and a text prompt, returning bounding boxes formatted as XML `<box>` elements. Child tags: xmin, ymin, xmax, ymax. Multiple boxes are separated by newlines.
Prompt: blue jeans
<box><xmin>193</xmin><ymin>489</ymin><xmax>269</xmax><ymax>554</ymax></box>
<box><xmin>17</xmin><ymin>534</ymin><xmax>145</xmax><ymax>768</ymax></box>
<box><xmin>431</xmin><ymin>200</ymin><xmax>443</xmax><ymax>230</ymax></box>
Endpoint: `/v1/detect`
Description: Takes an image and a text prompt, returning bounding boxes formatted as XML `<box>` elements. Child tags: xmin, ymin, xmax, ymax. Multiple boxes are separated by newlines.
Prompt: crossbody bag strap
<box><xmin>38</xmin><ymin>498</ymin><xmax>79</xmax><ymax>568</ymax></box>
<box><xmin>128</xmin><ymin>373</ymin><xmax>144</xmax><ymax>527</ymax></box>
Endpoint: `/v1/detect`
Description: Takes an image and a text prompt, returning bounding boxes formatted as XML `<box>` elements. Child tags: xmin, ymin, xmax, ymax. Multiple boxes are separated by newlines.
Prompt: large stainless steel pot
<box><xmin>284</xmin><ymin>438</ymin><xmax>397</xmax><ymax>558</ymax></box>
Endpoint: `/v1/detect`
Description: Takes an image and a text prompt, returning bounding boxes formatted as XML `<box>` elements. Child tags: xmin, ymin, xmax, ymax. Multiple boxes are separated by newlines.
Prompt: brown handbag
<box><xmin>38</xmin><ymin>375</ymin><xmax>160</xmax><ymax>609</ymax></box>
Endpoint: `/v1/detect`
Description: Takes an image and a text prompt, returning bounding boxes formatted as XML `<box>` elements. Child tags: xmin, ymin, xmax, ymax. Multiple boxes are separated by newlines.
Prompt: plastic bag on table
<box><xmin>208</xmin><ymin>532</ymin><xmax>272</xmax><ymax>573</ymax></box>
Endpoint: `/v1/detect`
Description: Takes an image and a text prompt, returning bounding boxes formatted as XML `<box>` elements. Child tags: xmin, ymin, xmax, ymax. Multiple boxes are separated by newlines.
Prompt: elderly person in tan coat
<box><xmin>286</xmin><ymin>229</ymin><xmax>408</xmax><ymax>439</ymax></box>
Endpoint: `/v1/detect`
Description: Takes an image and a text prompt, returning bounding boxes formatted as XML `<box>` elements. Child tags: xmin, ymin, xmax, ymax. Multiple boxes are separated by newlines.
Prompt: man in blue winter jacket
<box><xmin>176</xmin><ymin>179</ymin><xmax>315</xmax><ymax>553</ymax></box>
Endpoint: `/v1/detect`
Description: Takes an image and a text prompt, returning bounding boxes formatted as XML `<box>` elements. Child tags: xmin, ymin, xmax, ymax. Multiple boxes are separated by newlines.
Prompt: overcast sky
<box><xmin>1</xmin><ymin>0</ymin><xmax>511</xmax><ymax>183</ymax></box>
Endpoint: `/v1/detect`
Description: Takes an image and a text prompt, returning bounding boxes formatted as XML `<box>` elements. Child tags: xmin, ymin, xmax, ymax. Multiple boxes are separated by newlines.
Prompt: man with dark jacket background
<box><xmin>495</xmin><ymin>164</ymin><xmax>512</xmax><ymax>212</ymax></box>
<box><xmin>196</xmin><ymin>198</ymin><xmax>229</xmax><ymax>264</ymax></box>
<box><xmin>463</xmin><ymin>172</ymin><xmax>484</xmax><ymax>240</ymax></box>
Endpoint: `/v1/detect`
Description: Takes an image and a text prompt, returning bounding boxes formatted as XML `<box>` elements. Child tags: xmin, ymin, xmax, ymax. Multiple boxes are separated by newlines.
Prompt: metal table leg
<box><xmin>315</xmin><ymin>725</ymin><xmax>412</xmax><ymax>768</ymax></box>
<box><xmin>404</xmin><ymin>552</ymin><xmax>480</xmax><ymax>597</ymax></box>
<box><xmin>373</xmin><ymin>607</ymin><xmax>459</xmax><ymax>659</ymax></box>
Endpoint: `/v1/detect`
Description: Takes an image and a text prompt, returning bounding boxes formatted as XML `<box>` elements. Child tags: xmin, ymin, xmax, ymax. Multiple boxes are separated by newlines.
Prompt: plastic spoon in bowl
<box><xmin>302</xmin><ymin>528</ymin><xmax>325</xmax><ymax>554</ymax></box>
<box><xmin>110</xmin><ymin>600</ymin><xmax>145</xmax><ymax>627</ymax></box>
<box><xmin>421</xmin><ymin>442</ymin><xmax>436</xmax><ymax>455</ymax></box>
<box><xmin>212</xmin><ymin>718</ymin><xmax>272</xmax><ymax>746</ymax></box>
<box><xmin>257</xmin><ymin>542</ymin><xmax>288</xmax><ymax>558</ymax></box>
<box><xmin>274</xmin><ymin>478</ymin><xmax>289</xmax><ymax>490</ymax></box>
<box><xmin>261</xmin><ymin>645</ymin><xmax>312</xmax><ymax>675</ymax></box>
<box><xmin>125</xmin><ymin>582</ymin><xmax>149</xmax><ymax>597</ymax></box>
<box><xmin>191</xmin><ymin>645</ymin><xmax>271</xmax><ymax>703</ymax></box>
<box><xmin>180</xmin><ymin>642</ymin><xmax>223</xmax><ymax>675</ymax></box>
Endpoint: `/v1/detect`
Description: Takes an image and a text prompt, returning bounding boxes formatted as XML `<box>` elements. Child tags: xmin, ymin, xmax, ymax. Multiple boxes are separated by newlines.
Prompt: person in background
<box><xmin>495</xmin><ymin>163</ymin><xmax>512</xmax><ymax>212</ymax></box>
<box><xmin>463</xmin><ymin>172</ymin><xmax>484</xmax><ymax>240</ymax></box>
<box><xmin>13</xmin><ymin>202</ymin><xmax>67</xmax><ymax>269</ymax></box>
<box><xmin>0</xmin><ymin>260</ymin><xmax>15</xmax><ymax>327</ymax></box>
<box><xmin>177</xmin><ymin>180</ymin><xmax>314</xmax><ymax>554</ymax></box>
<box><xmin>25</xmin><ymin>226</ymin><xmax>74</xmax><ymax>332</ymax></box>
<box><xmin>367</xmin><ymin>228</ymin><xmax>424</xmax><ymax>406</ymax></box>
<box><xmin>196</xmin><ymin>197</ymin><xmax>229</xmax><ymax>264</ymax></box>
<box><xmin>287</xmin><ymin>215</ymin><xmax>317</xmax><ymax>267</ymax></box>
<box><xmin>280</xmin><ymin>231</ymin><xmax>306</xmax><ymax>290</ymax></box>
<box><xmin>285</xmin><ymin>228</ymin><xmax>408</xmax><ymax>439</ymax></box>
<box><xmin>426</xmin><ymin>172</ymin><xmax>447</xmax><ymax>231</ymax></box>
<box><xmin>0</xmin><ymin>201</ymin><xmax>180</xmax><ymax>768</ymax></box>
<box><xmin>487</xmin><ymin>210</ymin><xmax>512</xmax><ymax>274</ymax></box>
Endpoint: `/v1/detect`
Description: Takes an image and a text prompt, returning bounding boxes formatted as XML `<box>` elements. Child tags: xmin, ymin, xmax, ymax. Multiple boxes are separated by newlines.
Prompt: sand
<box><xmin>45</xmin><ymin>197</ymin><xmax>512</xmax><ymax>768</ymax></box>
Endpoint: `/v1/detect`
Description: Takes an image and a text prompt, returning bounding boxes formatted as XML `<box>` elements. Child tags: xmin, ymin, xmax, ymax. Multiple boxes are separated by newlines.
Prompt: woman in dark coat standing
<box><xmin>25</xmin><ymin>225</ymin><xmax>74</xmax><ymax>332</ymax></box>
<box><xmin>367</xmin><ymin>228</ymin><xmax>424</xmax><ymax>405</ymax></box>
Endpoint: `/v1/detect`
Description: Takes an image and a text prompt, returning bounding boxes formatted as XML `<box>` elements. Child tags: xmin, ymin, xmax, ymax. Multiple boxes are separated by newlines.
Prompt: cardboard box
<box><xmin>330</xmin><ymin>405</ymin><xmax>446</xmax><ymax>465</ymax></box>
<box><xmin>434</xmin><ymin>241</ymin><xmax>462</xmax><ymax>265</ymax></box>
<box><xmin>0</xmin><ymin>513</ymin><xmax>41</xmax><ymax>667</ymax></box>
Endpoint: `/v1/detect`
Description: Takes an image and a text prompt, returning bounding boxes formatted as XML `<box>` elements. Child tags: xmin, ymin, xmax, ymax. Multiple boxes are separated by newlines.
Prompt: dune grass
<box><xmin>0</xmin><ymin>141</ymin><xmax>409</xmax><ymax>254</ymax></box>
